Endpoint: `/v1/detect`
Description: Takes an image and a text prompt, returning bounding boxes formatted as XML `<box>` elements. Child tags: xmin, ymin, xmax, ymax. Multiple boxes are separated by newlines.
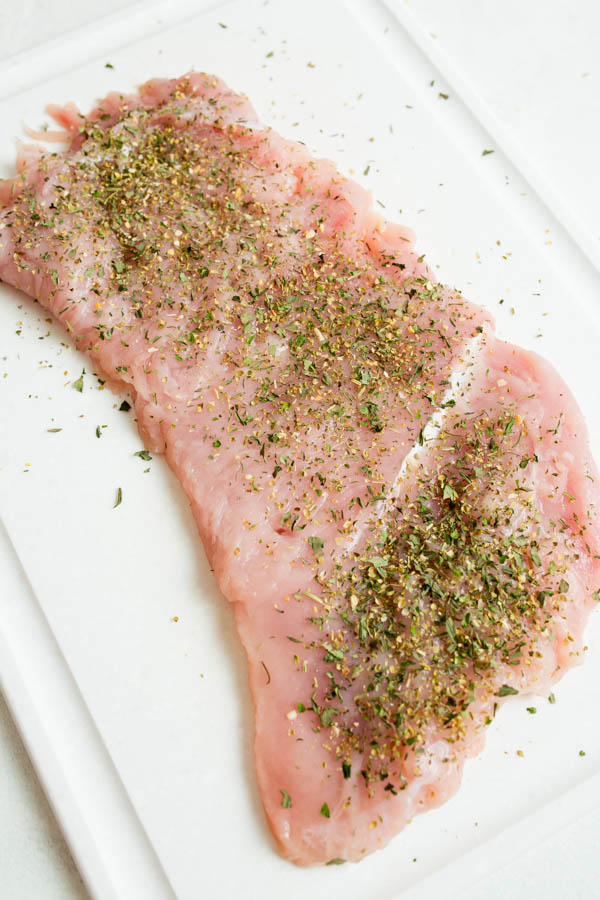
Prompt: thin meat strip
<box><xmin>1</xmin><ymin>73</ymin><xmax>598</xmax><ymax>865</ymax></box>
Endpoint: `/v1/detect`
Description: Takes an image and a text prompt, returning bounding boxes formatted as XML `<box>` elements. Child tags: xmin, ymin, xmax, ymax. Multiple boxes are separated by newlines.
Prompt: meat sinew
<box><xmin>1</xmin><ymin>73</ymin><xmax>598</xmax><ymax>865</ymax></box>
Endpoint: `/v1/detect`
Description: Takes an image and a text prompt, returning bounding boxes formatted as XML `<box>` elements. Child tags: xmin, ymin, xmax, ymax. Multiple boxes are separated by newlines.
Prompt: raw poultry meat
<box><xmin>1</xmin><ymin>72</ymin><xmax>598</xmax><ymax>865</ymax></box>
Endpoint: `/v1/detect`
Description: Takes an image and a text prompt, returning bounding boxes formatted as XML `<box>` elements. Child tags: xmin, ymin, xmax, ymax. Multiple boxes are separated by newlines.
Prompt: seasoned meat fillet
<box><xmin>1</xmin><ymin>72</ymin><xmax>598</xmax><ymax>865</ymax></box>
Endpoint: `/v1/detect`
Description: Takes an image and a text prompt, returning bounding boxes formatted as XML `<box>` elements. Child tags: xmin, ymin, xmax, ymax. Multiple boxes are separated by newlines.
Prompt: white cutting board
<box><xmin>1</xmin><ymin>1</ymin><xmax>600</xmax><ymax>898</ymax></box>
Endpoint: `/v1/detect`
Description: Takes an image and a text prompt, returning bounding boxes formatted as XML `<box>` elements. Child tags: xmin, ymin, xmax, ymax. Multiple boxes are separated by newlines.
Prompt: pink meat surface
<box><xmin>1</xmin><ymin>72</ymin><xmax>599</xmax><ymax>866</ymax></box>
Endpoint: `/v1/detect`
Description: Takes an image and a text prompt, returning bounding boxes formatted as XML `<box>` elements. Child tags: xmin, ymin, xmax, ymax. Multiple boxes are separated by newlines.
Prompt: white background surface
<box><xmin>1</xmin><ymin>1</ymin><xmax>599</xmax><ymax>898</ymax></box>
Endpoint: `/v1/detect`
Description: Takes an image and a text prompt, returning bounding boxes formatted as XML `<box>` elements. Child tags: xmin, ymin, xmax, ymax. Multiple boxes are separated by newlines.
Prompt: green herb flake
<box><xmin>113</xmin><ymin>487</ymin><xmax>123</xmax><ymax>508</ymax></box>
<box><xmin>320</xmin><ymin>708</ymin><xmax>335</xmax><ymax>727</ymax></box>
<box><xmin>326</xmin><ymin>858</ymin><xmax>346</xmax><ymax>866</ymax></box>
<box><xmin>308</xmin><ymin>536</ymin><xmax>324</xmax><ymax>555</ymax></box>
<box><xmin>495</xmin><ymin>684</ymin><xmax>519</xmax><ymax>697</ymax></box>
<box><xmin>526</xmin><ymin>707</ymin><xmax>537</xmax><ymax>714</ymax></box>
<box><xmin>47</xmin><ymin>427</ymin><xmax>62</xmax><ymax>433</ymax></box>
<box><xmin>73</xmin><ymin>371</ymin><xmax>84</xmax><ymax>392</ymax></box>
<box><xmin>134</xmin><ymin>450</ymin><xmax>152</xmax><ymax>461</ymax></box>
<box><xmin>280</xmin><ymin>789</ymin><xmax>292</xmax><ymax>809</ymax></box>
<box><xmin>320</xmin><ymin>802</ymin><xmax>331</xmax><ymax>818</ymax></box>
<box><xmin>548</xmin><ymin>693</ymin><xmax>556</xmax><ymax>704</ymax></box>
<box><xmin>482</xmin><ymin>148</ymin><xmax>495</xmax><ymax>156</ymax></box>
<box><xmin>442</xmin><ymin>483</ymin><xmax>458</xmax><ymax>502</ymax></box>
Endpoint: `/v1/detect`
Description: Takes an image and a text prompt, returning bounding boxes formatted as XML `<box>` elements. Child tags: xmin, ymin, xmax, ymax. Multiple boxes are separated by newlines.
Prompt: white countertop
<box><xmin>1</xmin><ymin>2</ymin><xmax>599</xmax><ymax>897</ymax></box>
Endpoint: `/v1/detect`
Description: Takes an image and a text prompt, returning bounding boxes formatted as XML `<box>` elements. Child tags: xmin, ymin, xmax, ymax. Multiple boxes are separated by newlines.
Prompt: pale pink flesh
<box><xmin>241</xmin><ymin>338</ymin><xmax>600</xmax><ymax>863</ymax></box>
<box><xmin>0</xmin><ymin>73</ymin><xmax>598</xmax><ymax>866</ymax></box>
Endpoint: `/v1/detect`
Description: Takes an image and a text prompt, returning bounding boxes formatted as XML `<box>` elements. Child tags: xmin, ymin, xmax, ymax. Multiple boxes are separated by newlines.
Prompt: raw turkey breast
<box><xmin>1</xmin><ymin>72</ymin><xmax>598</xmax><ymax>865</ymax></box>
